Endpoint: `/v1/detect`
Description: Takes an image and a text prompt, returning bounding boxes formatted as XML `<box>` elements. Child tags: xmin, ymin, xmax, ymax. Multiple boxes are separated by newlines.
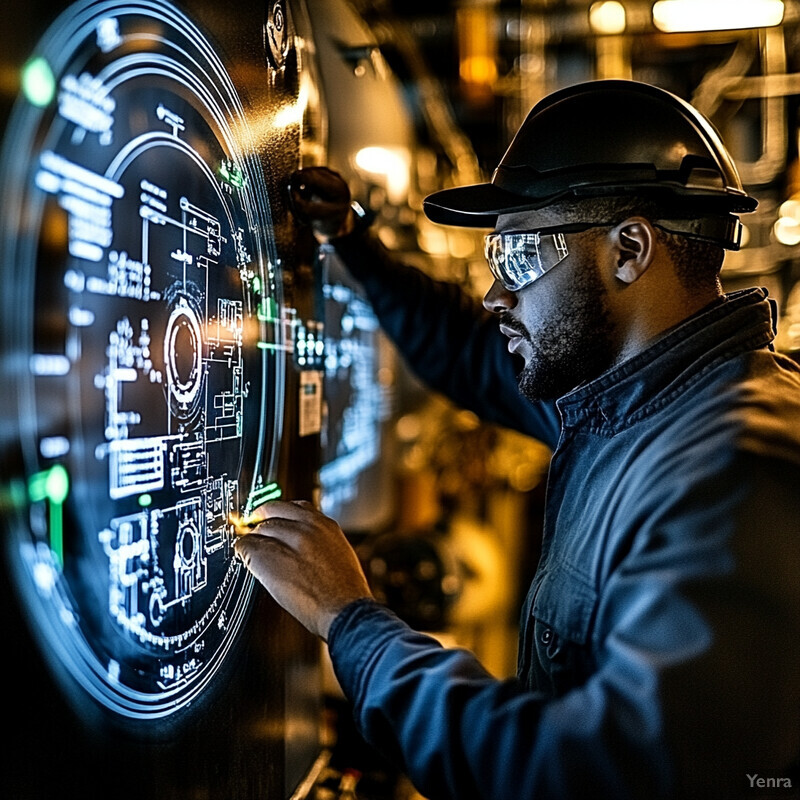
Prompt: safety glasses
<box><xmin>484</xmin><ymin>215</ymin><xmax>744</xmax><ymax>291</ymax></box>
<box><xmin>483</xmin><ymin>221</ymin><xmax>614</xmax><ymax>292</ymax></box>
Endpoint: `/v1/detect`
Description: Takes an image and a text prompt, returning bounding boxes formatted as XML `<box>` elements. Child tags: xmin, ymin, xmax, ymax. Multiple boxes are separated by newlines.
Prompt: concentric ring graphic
<box><xmin>0</xmin><ymin>0</ymin><xmax>285</xmax><ymax>720</ymax></box>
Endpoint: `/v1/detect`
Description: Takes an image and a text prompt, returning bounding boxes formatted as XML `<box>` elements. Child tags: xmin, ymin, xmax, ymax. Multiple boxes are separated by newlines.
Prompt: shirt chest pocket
<box><xmin>526</xmin><ymin>565</ymin><xmax>597</xmax><ymax>697</ymax></box>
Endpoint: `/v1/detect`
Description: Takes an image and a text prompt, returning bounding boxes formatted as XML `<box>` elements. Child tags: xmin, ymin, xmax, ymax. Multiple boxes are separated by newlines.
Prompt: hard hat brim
<box><xmin>423</xmin><ymin>179</ymin><xmax>758</xmax><ymax>230</ymax></box>
<box><xmin>423</xmin><ymin>182</ymin><xmax>548</xmax><ymax>228</ymax></box>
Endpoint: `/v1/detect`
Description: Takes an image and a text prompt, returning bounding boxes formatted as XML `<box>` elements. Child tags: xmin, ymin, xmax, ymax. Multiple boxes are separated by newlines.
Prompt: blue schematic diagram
<box><xmin>1</xmin><ymin>0</ymin><xmax>292</xmax><ymax>719</ymax></box>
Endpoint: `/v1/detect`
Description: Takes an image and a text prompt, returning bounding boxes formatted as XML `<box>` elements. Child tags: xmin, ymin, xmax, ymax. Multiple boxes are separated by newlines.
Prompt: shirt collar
<box><xmin>555</xmin><ymin>287</ymin><xmax>777</xmax><ymax>433</ymax></box>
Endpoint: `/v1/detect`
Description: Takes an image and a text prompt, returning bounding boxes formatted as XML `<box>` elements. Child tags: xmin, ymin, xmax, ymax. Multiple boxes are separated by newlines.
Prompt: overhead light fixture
<box><xmin>652</xmin><ymin>0</ymin><xmax>785</xmax><ymax>33</ymax></box>
<box><xmin>590</xmin><ymin>2</ymin><xmax>627</xmax><ymax>35</ymax></box>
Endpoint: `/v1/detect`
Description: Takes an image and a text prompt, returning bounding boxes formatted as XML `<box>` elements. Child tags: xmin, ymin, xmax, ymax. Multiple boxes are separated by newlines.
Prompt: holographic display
<box><xmin>319</xmin><ymin>252</ymin><xmax>393</xmax><ymax>531</ymax></box>
<box><xmin>0</xmin><ymin>0</ymin><xmax>289</xmax><ymax>719</ymax></box>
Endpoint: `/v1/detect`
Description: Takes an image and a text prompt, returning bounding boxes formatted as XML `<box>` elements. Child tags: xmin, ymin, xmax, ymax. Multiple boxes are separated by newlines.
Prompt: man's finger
<box><xmin>233</xmin><ymin>527</ymin><xmax>300</xmax><ymax>568</ymax></box>
<box><xmin>249</xmin><ymin>499</ymin><xmax>319</xmax><ymax>524</ymax></box>
<box><xmin>234</xmin><ymin>534</ymin><xmax>296</xmax><ymax>583</ymax></box>
<box><xmin>235</xmin><ymin>518</ymin><xmax>311</xmax><ymax>551</ymax></box>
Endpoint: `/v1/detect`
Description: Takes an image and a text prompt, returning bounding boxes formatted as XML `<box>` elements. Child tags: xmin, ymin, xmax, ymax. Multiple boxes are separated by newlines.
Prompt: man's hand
<box><xmin>233</xmin><ymin>500</ymin><xmax>373</xmax><ymax>640</ymax></box>
<box><xmin>288</xmin><ymin>167</ymin><xmax>354</xmax><ymax>243</ymax></box>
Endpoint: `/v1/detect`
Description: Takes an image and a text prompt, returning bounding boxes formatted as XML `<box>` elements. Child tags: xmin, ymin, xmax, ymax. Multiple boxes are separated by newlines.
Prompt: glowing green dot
<box><xmin>257</xmin><ymin>297</ymin><xmax>279</xmax><ymax>322</ymax></box>
<box><xmin>252</xmin><ymin>276</ymin><xmax>262</xmax><ymax>294</ymax></box>
<box><xmin>22</xmin><ymin>57</ymin><xmax>56</xmax><ymax>108</ymax></box>
<box><xmin>219</xmin><ymin>160</ymin><xmax>246</xmax><ymax>189</ymax></box>
<box><xmin>44</xmin><ymin>464</ymin><xmax>69</xmax><ymax>504</ymax></box>
<box><xmin>138</xmin><ymin>493</ymin><xmax>152</xmax><ymax>507</ymax></box>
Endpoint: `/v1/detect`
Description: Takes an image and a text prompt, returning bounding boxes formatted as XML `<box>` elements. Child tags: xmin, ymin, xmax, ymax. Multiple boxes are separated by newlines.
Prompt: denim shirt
<box><xmin>328</xmin><ymin>232</ymin><xmax>800</xmax><ymax>799</ymax></box>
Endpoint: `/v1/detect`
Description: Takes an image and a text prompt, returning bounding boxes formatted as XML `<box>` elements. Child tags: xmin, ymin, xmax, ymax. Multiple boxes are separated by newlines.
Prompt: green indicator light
<box><xmin>27</xmin><ymin>472</ymin><xmax>48</xmax><ymax>503</ymax></box>
<box><xmin>22</xmin><ymin>56</ymin><xmax>56</xmax><ymax>107</ymax></box>
<box><xmin>138</xmin><ymin>493</ymin><xmax>152</xmax><ymax>507</ymax></box>
<box><xmin>257</xmin><ymin>297</ymin><xmax>279</xmax><ymax>322</ymax></box>
<box><xmin>245</xmin><ymin>482</ymin><xmax>282</xmax><ymax>515</ymax></box>
<box><xmin>219</xmin><ymin>160</ymin><xmax>247</xmax><ymax>189</ymax></box>
<box><xmin>257</xmin><ymin>340</ymin><xmax>280</xmax><ymax>350</ymax></box>
<box><xmin>28</xmin><ymin>464</ymin><xmax>69</xmax><ymax>566</ymax></box>
<box><xmin>45</xmin><ymin>464</ymin><xmax>69</xmax><ymax>504</ymax></box>
<box><xmin>252</xmin><ymin>275</ymin><xmax>262</xmax><ymax>294</ymax></box>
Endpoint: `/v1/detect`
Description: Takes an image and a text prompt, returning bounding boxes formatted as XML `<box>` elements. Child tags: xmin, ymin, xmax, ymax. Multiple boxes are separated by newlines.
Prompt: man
<box><xmin>235</xmin><ymin>81</ymin><xmax>800</xmax><ymax>799</ymax></box>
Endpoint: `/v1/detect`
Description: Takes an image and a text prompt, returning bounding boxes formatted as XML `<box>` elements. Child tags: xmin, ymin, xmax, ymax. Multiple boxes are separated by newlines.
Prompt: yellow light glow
<box><xmin>354</xmin><ymin>146</ymin><xmax>411</xmax><ymax>204</ymax></box>
<box><xmin>774</xmin><ymin>217</ymin><xmax>800</xmax><ymax>246</ymax></box>
<box><xmin>417</xmin><ymin>223</ymin><xmax>449</xmax><ymax>256</ymax></box>
<box><xmin>456</xmin><ymin>3</ymin><xmax>498</xmax><ymax>101</ymax></box>
<box><xmin>272</xmin><ymin>78</ymin><xmax>309</xmax><ymax>129</ymax></box>
<box><xmin>460</xmin><ymin>56</ymin><xmax>498</xmax><ymax>86</ymax></box>
<box><xmin>589</xmin><ymin>2</ymin><xmax>627</xmax><ymax>35</ymax></box>
<box><xmin>779</xmin><ymin>199</ymin><xmax>800</xmax><ymax>219</ymax></box>
<box><xmin>775</xmin><ymin>198</ymin><xmax>800</xmax><ymax>245</ymax></box>
<box><xmin>447</xmin><ymin>230</ymin><xmax>477</xmax><ymax>260</ymax></box>
<box><xmin>653</xmin><ymin>0</ymin><xmax>784</xmax><ymax>33</ymax></box>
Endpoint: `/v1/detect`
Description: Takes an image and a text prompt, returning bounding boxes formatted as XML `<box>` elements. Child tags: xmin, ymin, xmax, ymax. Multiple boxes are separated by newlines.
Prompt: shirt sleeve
<box><xmin>330</xmin><ymin>230</ymin><xmax>561</xmax><ymax>448</ymax></box>
<box><xmin>327</xmin><ymin>599</ymin><xmax>673</xmax><ymax>800</ymax></box>
<box><xmin>327</xmin><ymin>454</ymin><xmax>800</xmax><ymax>800</ymax></box>
<box><xmin>327</xmin><ymin>599</ymin><xmax>555</xmax><ymax>800</ymax></box>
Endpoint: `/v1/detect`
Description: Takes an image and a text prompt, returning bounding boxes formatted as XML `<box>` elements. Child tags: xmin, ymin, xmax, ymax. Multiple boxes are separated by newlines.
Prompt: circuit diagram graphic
<box><xmin>1</xmin><ymin>0</ymin><xmax>292</xmax><ymax>718</ymax></box>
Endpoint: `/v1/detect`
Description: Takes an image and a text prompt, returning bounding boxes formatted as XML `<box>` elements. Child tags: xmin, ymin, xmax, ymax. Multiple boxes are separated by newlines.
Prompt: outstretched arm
<box><xmin>287</xmin><ymin>167</ymin><xmax>561</xmax><ymax>446</ymax></box>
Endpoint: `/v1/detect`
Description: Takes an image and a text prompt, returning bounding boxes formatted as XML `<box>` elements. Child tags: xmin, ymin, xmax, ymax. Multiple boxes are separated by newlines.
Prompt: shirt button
<box><xmin>540</xmin><ymin>627</ymin><xmax>553</xmax><ymax>645</ymax></box>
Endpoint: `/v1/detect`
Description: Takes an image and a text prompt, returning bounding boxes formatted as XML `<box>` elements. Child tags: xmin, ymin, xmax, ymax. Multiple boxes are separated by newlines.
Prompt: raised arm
<box><xmin>288</xmin><ymin>166</ymin><xmax>561</xmax><ymax>446</ymax></box>
<box><xmin>331</xmin><ymin>230</ymin><xmax>559</xmax><ymax>443</ymax></box>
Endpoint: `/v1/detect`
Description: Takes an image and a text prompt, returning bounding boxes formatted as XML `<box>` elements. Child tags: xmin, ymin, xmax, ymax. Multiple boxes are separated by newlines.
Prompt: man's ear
<box><xmin>611</xmin><ymin>217</ymin><xmax>656</xmax><ymax>284</ymax></box>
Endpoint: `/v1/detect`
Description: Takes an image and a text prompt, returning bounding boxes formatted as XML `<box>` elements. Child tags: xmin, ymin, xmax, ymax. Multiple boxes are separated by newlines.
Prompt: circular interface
<box><xmin>1</xmin><ymin>0</ymin><xmax>285</xmax><ymax>719</ymax></box>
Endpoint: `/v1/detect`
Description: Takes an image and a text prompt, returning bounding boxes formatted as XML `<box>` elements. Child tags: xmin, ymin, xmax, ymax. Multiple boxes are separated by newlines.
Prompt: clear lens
<box><xmin>484</xmin><ymin>231</ymin><xmax>569</xmax><ymax>291</ymax></box>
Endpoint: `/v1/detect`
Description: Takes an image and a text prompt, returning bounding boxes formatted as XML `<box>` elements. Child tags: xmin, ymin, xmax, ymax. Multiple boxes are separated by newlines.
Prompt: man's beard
<box><xmin>503</xmin><ymin>267</ymin><xmax>615</xmax><ymax>402</ymax></box>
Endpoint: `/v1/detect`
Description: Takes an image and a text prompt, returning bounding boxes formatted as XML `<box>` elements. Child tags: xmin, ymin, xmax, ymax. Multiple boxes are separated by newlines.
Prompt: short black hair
<box><xmin>549</xmin><ymin>195</ymin><xmax>725</xmax><ymax>291</ymax></box>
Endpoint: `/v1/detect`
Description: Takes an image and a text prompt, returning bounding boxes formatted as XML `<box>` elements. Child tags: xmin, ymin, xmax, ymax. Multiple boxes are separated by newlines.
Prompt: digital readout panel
<box><xmin>0</xmin><ymin>0</ymin><xmax>288</xmax><ymax>720</ymax></box>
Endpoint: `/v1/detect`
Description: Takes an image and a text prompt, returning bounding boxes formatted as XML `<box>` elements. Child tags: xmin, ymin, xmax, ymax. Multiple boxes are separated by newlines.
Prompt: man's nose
<box><xmin>483</xmin><ymin>279</ymin><xmax>517</xmax><ymax>314</ymax></box>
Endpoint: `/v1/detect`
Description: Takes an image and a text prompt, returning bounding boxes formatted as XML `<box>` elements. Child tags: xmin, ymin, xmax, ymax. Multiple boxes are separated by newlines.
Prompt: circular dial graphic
<box><xmin>1</xmin><ymin>0</ymin><xmax>285</xmax><ymax>719</ymax></box>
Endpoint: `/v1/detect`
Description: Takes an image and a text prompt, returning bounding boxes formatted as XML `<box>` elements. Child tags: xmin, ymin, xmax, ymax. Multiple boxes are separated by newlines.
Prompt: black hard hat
<box><xmin>424</xmin><ymin>80</ymin><xmax>757</xmax><ymax>247</ymax></box>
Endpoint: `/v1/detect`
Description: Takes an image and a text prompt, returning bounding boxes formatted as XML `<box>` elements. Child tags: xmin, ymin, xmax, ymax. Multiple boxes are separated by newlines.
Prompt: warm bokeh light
<box><xmin>774</xmin><ymin>216</ymin><xmax>800</xmax><ymax>246</ymax></box>
<box><xmin>589</xmin><ymin>2</ymin><xmax>627</xmax><ymax>35</ymax></box>
<box><xmin>457</xmin><ymin>3</ymin><xmax>498</xmax><ymax>104</ymax></box>
<box><xmin>354</xmin><ymin>145</ymin><xmax>411</xmax><ymax>204</ymax></box>
<box><xmin>653</xmin><ymin>0</ymin><xmax>784</xmax><ymax>33</ymax></box>
<box><xmin>774</xmin><ymin>199</ymin><xmax>800</xmax><ymax>245</ymax></box>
